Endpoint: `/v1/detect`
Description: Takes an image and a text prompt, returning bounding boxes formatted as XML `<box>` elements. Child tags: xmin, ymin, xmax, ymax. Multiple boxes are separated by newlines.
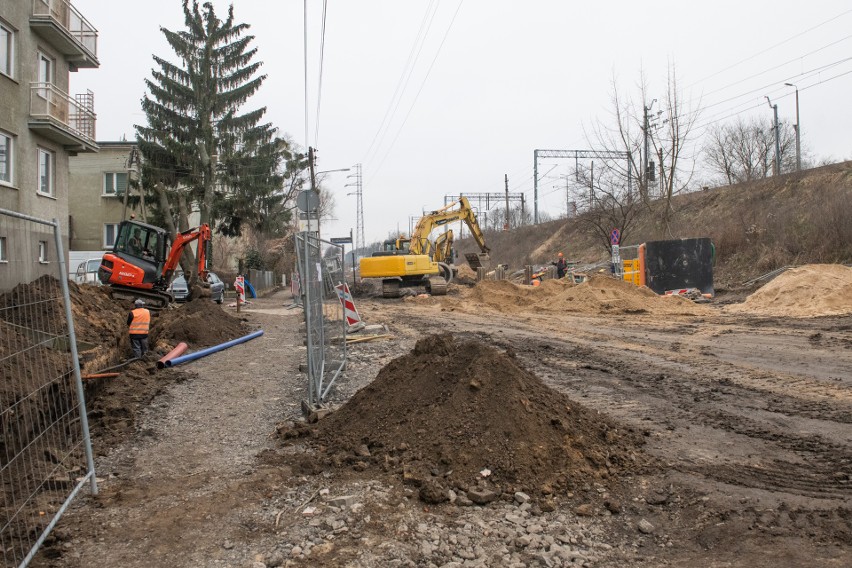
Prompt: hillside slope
<box><xmin>457</xmin><ymin>161</ymin><xmax>852</xmax><ymax>289</ymax></box>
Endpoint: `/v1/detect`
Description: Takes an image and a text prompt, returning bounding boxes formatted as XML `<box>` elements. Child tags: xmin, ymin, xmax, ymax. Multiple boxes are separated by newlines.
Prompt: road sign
<box><xmin>330</xmin><ymin>237</ymin><xmax>352</xmax><ymax>245</ymax></box>
<box><xmin>610</xmin><ymin>228</ymin><xmax>621</xmax><ymax>245</ymax></box>
<box><xmin>296</xmin><ymin>190</ymin><xmax>320</xmax><ymax>213</ymax></box>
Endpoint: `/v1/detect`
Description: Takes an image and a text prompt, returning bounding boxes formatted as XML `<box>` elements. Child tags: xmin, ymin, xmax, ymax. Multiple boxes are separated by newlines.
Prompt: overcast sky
<box><xmin>70</xmin><ymin>0</ymin><xmax>852</xmax><ymax>245</ymax></box>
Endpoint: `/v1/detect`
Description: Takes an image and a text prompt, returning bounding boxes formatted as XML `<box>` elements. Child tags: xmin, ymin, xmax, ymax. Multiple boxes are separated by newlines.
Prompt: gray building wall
<box><xmin>0</xmin><ymin>0</ymin><xmax>98</xmax><ymax>291</ymax></box>
<box><xmin>69</xmin><ymin>141</ymin><xmax>138</xmax><ymax>251</ymax></box>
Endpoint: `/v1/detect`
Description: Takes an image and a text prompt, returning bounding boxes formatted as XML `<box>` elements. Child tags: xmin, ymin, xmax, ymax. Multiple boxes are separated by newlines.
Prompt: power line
<box><xmin>368</xmin><ymin>0</ymin><xmax>465</xmax><ymax>184</ymax></box>
<box><xmin>313</xmin><ymin>0</ymin><xmax>329</xmax><ymax>148</ymax></box>
<box><xmin>687</xmin><ymin>8</ymin><xmax>852</xmax><ymax>88</ymax></box>
<box><xmin>692</xmin><ymin>64</ymin><xmax>852</xmax><ymax>133</ymax></box>
<box><xmin>360</xmin><ymin>0</ymin><xmax>440</xmax><ymax>165</ymax></box>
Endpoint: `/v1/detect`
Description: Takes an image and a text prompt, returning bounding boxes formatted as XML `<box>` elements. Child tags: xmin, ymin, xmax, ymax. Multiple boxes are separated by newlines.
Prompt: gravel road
<box><xmin>34</xmin><ymin>289</ymin><xmax>852</xmax><ymax>568</ymax></box>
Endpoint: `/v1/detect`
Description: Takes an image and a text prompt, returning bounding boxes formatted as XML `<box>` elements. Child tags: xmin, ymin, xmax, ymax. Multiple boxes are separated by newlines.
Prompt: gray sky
<box><xmin>70</xmin><ymin>1</ymin><xmax>852</xmax><ymax>244</ymax></box>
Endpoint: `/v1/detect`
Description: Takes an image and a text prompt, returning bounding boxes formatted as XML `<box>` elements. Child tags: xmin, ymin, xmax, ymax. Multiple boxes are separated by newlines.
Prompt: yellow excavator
<box><xmin>360</xmin><ymin>197</ymin><xmax>491</xmax><ymax>297</ymax></box>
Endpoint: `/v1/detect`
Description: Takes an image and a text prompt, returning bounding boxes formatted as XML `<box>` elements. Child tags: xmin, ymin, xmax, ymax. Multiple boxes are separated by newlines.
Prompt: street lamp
<box><xmin>784</xmin><ymin>82</ymin><xmax>801</xmax><ymax>171</ymax></box>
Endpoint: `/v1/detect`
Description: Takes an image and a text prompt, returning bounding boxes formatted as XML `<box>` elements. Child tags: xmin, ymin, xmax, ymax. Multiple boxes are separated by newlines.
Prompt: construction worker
<box><xmin>552</xmin><ymin>252</ymin><xmax>568</xmax><ymax>279</ymax></box>
<box><xmin>128</xmin><ymin>298</ymin><xmax>150</xmax><ymax>359</ymax></box>
<box><xmin>127</xmin><ymin>228</ymin><xmax>143</xmax><ymax>256</ymax></box>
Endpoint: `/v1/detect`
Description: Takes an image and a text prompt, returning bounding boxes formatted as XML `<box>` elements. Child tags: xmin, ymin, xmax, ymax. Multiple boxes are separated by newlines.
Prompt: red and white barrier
<box><xmin>334</xmin><ymin>282</ymin><xmax>364</xmax><ymax>331</ymax></box>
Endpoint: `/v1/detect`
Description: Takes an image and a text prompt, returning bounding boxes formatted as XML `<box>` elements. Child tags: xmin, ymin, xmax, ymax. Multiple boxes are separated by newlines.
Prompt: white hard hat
<box><xmin>134</xmin><ymin>299</ymin><xmax>146</xmax><ymax>306</ymax></box>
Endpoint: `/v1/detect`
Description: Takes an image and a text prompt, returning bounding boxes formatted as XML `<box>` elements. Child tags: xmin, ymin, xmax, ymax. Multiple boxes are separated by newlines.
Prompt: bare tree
<box><xmin>582</xmin><ymin>64</ymin><xmax>699</xmax><ymax>242</ymax></box>
<box><xmin>704</xmin><ymin>117</ymin><xmax>799</xmax><ymax>185</ymax></box>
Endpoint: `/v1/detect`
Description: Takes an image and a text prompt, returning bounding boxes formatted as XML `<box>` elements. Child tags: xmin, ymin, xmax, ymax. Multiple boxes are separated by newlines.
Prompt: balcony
<box><xmin>30</xmin><ymin>0</ymin><xmax>99</xmax><ymax>70</ymax></box>
<box><xmin>29</xmin><ymin>83</ymin><xmax>98</xmax><ymax>154</ymax></box>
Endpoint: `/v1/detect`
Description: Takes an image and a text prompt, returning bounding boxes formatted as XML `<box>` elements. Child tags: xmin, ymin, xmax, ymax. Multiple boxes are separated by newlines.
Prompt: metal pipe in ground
<box><xmin>164</xmin><ymin>330</ymin><xmax>264</xmax><ymax>368</ymax></box>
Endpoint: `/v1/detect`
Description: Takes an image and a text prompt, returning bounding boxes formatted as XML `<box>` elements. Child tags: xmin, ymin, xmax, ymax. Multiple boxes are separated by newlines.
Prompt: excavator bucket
<box><xmin>465</xmin><ymin>252</ymin><xmax>491</xmax><ymax>270</ymax></box>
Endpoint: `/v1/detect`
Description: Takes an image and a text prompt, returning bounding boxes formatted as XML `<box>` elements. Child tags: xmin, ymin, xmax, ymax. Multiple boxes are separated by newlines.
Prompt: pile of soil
<box><xmin>152</xmin><ymin>297</ymin><xmax>247</xmax><ymax>349</ymax></box>
<box><xmin>285</xmin><ymin>334</ymin><xmax>644</xmax><ymax>502</ymax></box>
<box><xmin>728</xmin><ymin>264</ymin><xmax>852</xmax><ymax>317</ymax></box>
<box><xmin>450</xmin><ymin>275</ymin><xmax>708</xmax><ymax>316</ymax></box>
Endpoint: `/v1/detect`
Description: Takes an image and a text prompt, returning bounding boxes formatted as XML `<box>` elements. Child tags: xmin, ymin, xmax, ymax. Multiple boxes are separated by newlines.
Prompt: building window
<box><xmin>37</xmin><ymin>147</ymin><xmax>54</xmax><ymax>196</ymax></box>
<box><xmin>37</xmin><ymin>50</ymin><xmax>52</xmax><ymax>83</ymax></box>
<box><xmin>0</xmin><ymin>23</ymin><xmax>14</xmax><ymax>79</ymax></box>
<box><xmin>0</xmin><ymin>131</ymin><xmax>12</xmax><ymax>185</ymax></box>
<box><xmin>0</xmin><ymin>236</ymin><xmax>6</xmax><ymax>262</ymax></box>
<box><xmin>103</xmin><ymin>172</ymin><xmax>127</xmax><ymax>196</ymax></box>
<box><xmin>38</xmin><ymin>241</ymin><xmax>48</xmax><ymax>263</ymax></box>
<box><xmin>104</xmin><ymin>223</ymin><xmax>118</xmax><ymax>247</ymax></box>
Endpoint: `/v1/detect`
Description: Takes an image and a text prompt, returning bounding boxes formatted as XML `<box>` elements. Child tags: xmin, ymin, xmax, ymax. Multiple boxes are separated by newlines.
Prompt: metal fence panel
<box><xmin>294</xmin><ymin>233</ymin><xmax>346</xmax><ymax>411</ymax></box>
<box><xmin>0</xmin><ymin>209</ymin><xmax>97</xmax><ymax>567</ymax></box>
<box><xmin>247</xmin><ymin>268</ymin><xmax>275</xmax><ymax>292</ymax></box>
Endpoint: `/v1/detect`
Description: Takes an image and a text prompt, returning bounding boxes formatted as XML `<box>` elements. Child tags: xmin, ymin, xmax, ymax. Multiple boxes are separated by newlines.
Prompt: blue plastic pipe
<box><xmin>165</xmin><ymin>330</ymin><xmax>265</xmax><ymax>367</ymax></box>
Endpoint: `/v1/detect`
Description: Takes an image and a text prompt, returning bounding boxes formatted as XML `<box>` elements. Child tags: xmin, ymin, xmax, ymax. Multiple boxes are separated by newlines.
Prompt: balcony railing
<box><xmin>29</xmin><ymin>82</ymin><xmax>96</xmax><ymax>147</ymax></box>
<box><xmin>31</xmin><ymin>0</ymin><xmax>98</xmax><ymax>65</ymax></box>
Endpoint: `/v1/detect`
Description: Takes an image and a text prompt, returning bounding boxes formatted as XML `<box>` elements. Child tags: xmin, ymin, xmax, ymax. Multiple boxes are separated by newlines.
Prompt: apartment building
<box><xmin>0</xmin><ymin>0</ymin><xmax>98</xmax><ymax>290</ymax></box>
<box><xmin>68</xmin><ymin>140</ymin><xmax>139</xmax><ymax>253</ymax></box>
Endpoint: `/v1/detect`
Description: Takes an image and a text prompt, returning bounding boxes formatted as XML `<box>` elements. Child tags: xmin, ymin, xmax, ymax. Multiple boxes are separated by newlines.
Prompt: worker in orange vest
<box><xmin>127</xmin><ymin>298</ymin><xmax>151</xmax><ymax>359</ymax></box>
<box><xmin>552</xmin><ymin>251</ymin><xmax>568</xmax><ymax>279</ymax></box>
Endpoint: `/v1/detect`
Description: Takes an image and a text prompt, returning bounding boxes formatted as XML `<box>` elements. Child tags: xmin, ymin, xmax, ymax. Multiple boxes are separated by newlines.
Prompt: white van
<box><xmin>74</xmin><ymin>258</ymin><xmax>103</xmax><ymax>285</ymax></box>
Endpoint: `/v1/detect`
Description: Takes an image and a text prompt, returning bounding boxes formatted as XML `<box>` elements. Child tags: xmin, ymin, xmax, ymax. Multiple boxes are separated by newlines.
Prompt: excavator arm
<box><xmin>162</xmin><ymin>224</ymin><xmax>212</xmax><ymax>285</ymax></box>
<box><xmin>409</xmin><ymin>197</ymin><xmax>490</xmax><ymax>267</ymax></box>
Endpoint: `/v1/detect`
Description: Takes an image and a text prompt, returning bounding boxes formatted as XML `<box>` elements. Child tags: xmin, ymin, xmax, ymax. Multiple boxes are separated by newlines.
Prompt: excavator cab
<box><xmin>101</xmin><ymin>220</ymin><xmax>168</xmax><ymax>287</ymax></box>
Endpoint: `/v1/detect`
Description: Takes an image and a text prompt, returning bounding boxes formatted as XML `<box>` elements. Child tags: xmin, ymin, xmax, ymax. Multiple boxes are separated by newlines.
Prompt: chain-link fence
<box><xmin>0</xmin><ymin>208</ymin><xmax>97</xmax><ymax>567</ymax></box>
<box><xmin>294</xmin><ymin>232</ymin><xmax>346</xmax><ymax>412</ymax></box>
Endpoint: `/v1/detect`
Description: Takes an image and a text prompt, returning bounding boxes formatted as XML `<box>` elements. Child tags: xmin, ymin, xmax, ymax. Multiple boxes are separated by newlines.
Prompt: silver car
<box><xmin>168</xmin><ymin>272</ymin><xmax>225</xmax><ymax>304</ymax></box>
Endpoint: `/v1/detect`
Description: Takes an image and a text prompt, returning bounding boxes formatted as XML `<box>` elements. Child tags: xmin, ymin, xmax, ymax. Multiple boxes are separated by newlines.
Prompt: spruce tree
<box><xmin>136</xmin><ymin>0</ymin><xmax>294</xmax><ymax>245</ymax></box>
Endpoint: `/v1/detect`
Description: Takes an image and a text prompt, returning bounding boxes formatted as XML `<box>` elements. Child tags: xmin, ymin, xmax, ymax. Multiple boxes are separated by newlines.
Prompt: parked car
<box><xmin>74</xmin><ymin>258</ymin><xmax>103</xmax><ymax>285</ymax></box>
<box><xmin>168</xmin><ymin>272</ymin><xmax>225</xmax><ymax>304</ymax></box>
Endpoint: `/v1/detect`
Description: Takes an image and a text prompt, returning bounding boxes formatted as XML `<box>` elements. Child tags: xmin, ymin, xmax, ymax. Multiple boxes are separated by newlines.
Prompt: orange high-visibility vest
<box><xmin>129</xmin><ymin>308</ymin><xmax>150</xmax><ymax>335</ymax></box>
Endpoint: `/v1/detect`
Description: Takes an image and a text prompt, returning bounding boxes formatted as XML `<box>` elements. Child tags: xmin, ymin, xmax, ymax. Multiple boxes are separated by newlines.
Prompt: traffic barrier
<box><xmin>334</xmin><ymin>282</ymin><xmax>363</xmax><ymax>329</ymax></box>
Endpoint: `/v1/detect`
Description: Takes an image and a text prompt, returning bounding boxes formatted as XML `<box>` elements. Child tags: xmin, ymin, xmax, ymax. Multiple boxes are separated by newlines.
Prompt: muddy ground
<box><xmin>29</xmin><ymin>275</ymin><xmax>852</xmax><ymax>568</ymax></box>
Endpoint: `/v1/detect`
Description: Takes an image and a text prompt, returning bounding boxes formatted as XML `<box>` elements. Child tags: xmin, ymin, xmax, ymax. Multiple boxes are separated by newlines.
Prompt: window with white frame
<box><xmin>0</xmin><ymin>23</ymin><xmax>14</xmax><ymax>79</ymax></box>
<box><xmin>103</xmin><ymin>172</ymin><xmax>127</xmax><ymax>196</ymax></box>
<box><xmin>0</xmin><ymin>236</ymin><xmax>7</xmax><ymax>262</ymax></box>
<box><xmin>0</xmin><ymin>130</ymin><xmax>12</xmax><ymax>185</ymax></box>
<box><xmin>38</xmin><ymin>241</ymin><xmax>47</xmax><ymax>263</ymax></box>
<box><xmin>104</xmin><ymin>223</ymin><xmax>118</xmax><ymax>247</ymax></box>
<box><xmin>37</xmin><ymin>147</ymin><xmax>54</xmax><ymax>196</ymax></box>
<box><xmin>37</xmin><ymin>50</ymin><xmax>52</xmax><ymax>83</ymax></box>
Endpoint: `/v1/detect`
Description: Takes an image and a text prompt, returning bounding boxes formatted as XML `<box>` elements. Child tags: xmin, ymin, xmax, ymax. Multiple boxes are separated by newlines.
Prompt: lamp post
<box><xmin>784</xmin><ymin>82</ymin><xmax>801</xmax><ymax>171</ymax></box>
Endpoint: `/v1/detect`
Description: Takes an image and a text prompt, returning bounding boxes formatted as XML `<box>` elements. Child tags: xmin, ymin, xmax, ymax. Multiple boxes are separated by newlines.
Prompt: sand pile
<box><xmin>729</xmin><ymin>264</ymin><xmax>852</xmax><ymax>317</ymax></box>
<box><xmin>286</xmin><ymin>334</ymin><xmax>643</xmax><ymax>502</ymax></box>
<box><xmin>453</xmin><ymin>275</ymin><xmax>708</xmax><ymax>316</ymax></box>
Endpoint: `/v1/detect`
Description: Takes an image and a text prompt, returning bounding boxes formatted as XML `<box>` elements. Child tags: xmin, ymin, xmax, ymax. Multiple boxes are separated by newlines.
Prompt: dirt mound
<box><xmin>152</xmin><ymin>298</ymin><xmax>247</xmax><ymax>349</ymax></box>
<box><xmin>452</xmin><ymin>275</ymin><xmax>708</xmax><ymax>316</ymax></box>
<box><xmin>286</xmin><ymin>334</ymin><xmax>644</xmax><ymax>502</ymax></box>
<box><xmin>728</xmin><ymin>264</ymin><xmax>852</xmax><ymax>317</ymax></box>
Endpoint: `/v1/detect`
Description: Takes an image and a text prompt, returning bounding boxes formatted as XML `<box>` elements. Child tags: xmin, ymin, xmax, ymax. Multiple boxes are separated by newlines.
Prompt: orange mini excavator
<box><xmin>98</xmin><ymin>219</ymin><xmax>212</xmax><ymax>308</ymax></box>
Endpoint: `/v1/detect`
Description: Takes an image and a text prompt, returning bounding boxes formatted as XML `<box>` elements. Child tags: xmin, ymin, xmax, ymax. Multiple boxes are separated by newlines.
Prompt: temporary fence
<box><xmin>294</xmin><ymin>232</ymin><xmax>346</xmax><ymax>412</ymax></box>
<box><xmin>0</xmin><ymin>208</ymin><xmax>97</xmax><ymax>568</ymax></box>
<box><xmin>247</xmin><ymin>268</ymin><xmax>276</xmax><ymax>292</ymax></box>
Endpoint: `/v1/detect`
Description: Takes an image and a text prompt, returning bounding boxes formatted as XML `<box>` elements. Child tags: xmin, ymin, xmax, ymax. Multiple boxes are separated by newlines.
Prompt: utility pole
<box><xmin>785</xmin><ymin>83</ymin><xmax>801</xmax><ymax>171</ymax></box>
<box><xmin>533</xmin><ymin>150</ymin><xmax>539</xmax><ymax>224</ymax></box>
<box><xmin>765</xmin><ymin>96</ymin><xmax>781</xmax><ymax>176</ymax></box>
<box><xmin>504</xmin><ymin>174</ymin><xmax>510</xmax><ymax>231</ymax></box>
<box><xmin>346</xmin><ymin>164</ymin><xmax>365</xmax><ymax>256</ymax></box>
<box><xmin>642</xmin><ymin>100</ymin><xmax>656</xmax><ymax>199</ymax></box>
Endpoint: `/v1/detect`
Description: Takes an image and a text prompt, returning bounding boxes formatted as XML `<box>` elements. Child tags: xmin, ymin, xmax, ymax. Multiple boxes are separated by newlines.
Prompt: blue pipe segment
<box><xmin>165</xmin><ymin>330</ymin><xmax>264</xmax><ymax>367</ymax></box>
